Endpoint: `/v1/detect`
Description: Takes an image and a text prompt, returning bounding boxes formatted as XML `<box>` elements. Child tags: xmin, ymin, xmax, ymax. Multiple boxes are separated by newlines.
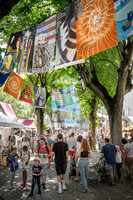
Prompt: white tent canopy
<box><xmin>0</xmin><ymin>112</ymin><xmax>25</xmax><ymax>129</ymax></box>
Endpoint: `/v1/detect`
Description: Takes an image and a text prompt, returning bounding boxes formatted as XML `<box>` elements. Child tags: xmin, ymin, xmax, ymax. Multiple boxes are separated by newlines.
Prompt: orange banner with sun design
<box><xmin>76</xmin><ymin>0</ymin><xmax>118</xmax><ymax>59</ymax></box>
<box><xmin>3</xmin><ymin>72</ymin><xmax>23</xmax><ymax>99</ymax></box>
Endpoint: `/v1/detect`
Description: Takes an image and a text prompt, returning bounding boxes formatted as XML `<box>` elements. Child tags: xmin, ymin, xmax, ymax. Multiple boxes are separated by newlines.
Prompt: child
<box><xmin>20</xmin><ymin>145</ymin><xmax>30</xmax><ymax>187</ymax></box>
<box><xmin>10</xmin><ymin>146</ymin><xmax>19</xmax><ymax>189</ymax></box>
<box><xmin>28</xmin><ymin>157</ymin><xmax>43</xmax><ymax>197</ymax></box>
<box><xmin>115</xmin><ymin>145</ymin><xmax>122</xmax><ymax>181</ymax></box>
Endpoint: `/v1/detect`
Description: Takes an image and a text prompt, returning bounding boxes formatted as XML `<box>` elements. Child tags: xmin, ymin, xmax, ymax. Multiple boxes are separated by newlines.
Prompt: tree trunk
<box><xmin>89</xmin><ymin>95</ymin><xmax>98</xmax><ymax>148</ymax></box>
<box><xmin>36</xmin><ymin>108</ymin><xmax>44</xmax><ymax>137</ymax></box>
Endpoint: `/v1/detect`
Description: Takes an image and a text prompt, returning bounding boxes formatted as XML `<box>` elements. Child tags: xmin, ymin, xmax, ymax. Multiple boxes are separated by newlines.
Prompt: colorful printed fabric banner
<box><xmin>114</xmin><ymin>0</ymin><xmax>133</xmax><ymax>42</ymax></box>
<box><xmin>19</xmin><ymin>81</ymin><xmax>34</xmax><ymax>104</ymax></box>
<box><xmin>34</xmin><ymin>86</ymin><xmax>46</xmax><ymax>108</ymax></box>
<box><xmin>62</xmin><ymin>84</ymin><xmax>79</xmax><ymax>106</ymax></box>
<box><xmin>79</xmin><ymin>78</ymin><xmax>86</xmax><ymax>94</ymax></box>
<box><xmin>52</xmin><ymin>96</ymin><xmax>80</xmax><ymax>114</ymax></box>
<box><xmin>1</xmin><ymin>31</ymin><xmax>22</xmax><ymax>74</ymax></box>
<box><xmin>55</xmin><ymin>0</ymin><xmax>84</xmax><ymax>70</ymax></box>
<box><xmin>32</xmin><ymin>16</ymin><xmax>56</xmax><ymax>73</ymax></box>
<box><xmin>76</xmin><ymin>0</ymin><xmax>118</xmax><ymax>59</ymax></box>
<box><xmin>16</xmin><ymin>27</ymin><xmax>36</xmax><ymax>75</ymax></box>
<box><xmin>53</xmin><ymin>89</ymin><xmax>65</xmax><ymax>108</ymax></box>
<box><xmin>3</xmin><ymin>72</ymin><xmax>23</xmax><ymax>99</ymax></box>
<box><xmin>53</xmin><ymin>85</ymin><xmax>79</xmax><ymax>107</ymax></box>
<box><xmin>0</xmin><ymin>72</ymin><xmax>10</xmax><ymax>87</ymax></box>
<box><xmin>1</xmin><ymin>53</ymin><xmax>15</xmax><ymax>74</ymax></box>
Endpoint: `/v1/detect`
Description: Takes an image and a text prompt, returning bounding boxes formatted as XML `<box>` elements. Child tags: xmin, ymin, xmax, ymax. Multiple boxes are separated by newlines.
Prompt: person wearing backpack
<box><xmin>36</xmin><ymin>138</ymin><xmax>52</xmax><ymax>190</ymax></box>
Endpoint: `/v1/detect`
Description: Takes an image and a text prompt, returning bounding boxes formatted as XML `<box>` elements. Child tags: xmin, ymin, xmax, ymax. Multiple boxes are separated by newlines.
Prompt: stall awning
<box><xmin>0</xmin><ymin>102</ymin><xmax>18</xmax><ymax>121</ymax></box>
<box><xmin>18</xmin><ymin>119</ymin><xmax>35</xmax><ymax>129</ymax></box>
<box><xmin>0</xmin><ymin>112</ymin><xmax>25</xmax><ymax>128</ymax></box>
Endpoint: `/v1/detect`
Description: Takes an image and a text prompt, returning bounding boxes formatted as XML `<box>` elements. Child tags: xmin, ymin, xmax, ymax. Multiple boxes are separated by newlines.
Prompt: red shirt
<box><xmin>36</xmin><ymin>146</ymin><xmax>52</xmax><ymax>154</ymax></box>
<box><xmin>70</xmin><ymin>150</ymin><xmax>74</xmax><ymax>157</ymax></box>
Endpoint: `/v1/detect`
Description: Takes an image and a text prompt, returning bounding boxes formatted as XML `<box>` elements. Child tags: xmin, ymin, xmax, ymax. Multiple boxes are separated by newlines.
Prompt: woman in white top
<box><xmin>22</xmin><ymin>136</ymin><xmax>30</xmax><ymax>149</ymax></box>
<box><xmin>74</xmin><ymin>135</ymin><xmax>83</xmax><ymax>181</ymax></box>
<box><xmin>0</xmin><ymin>135</ymin><xmax>3</xmax><ymax>169</ymax></box>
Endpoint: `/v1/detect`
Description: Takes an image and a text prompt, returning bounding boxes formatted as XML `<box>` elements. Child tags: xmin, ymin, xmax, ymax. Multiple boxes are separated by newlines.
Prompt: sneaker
<box><xmin>58</xmin><ymin>183</ymin><xmax>62</xmax><ymax>194</ymax></box>
<box><xmin>82</xmin><ymin>188</ymin><xmax>88</xmax><ymax>193</ymax></box>
<box><xmin>28</xmin><ymin>193</ymin><xmax>33</xmax><ymax>197</ymax></box>
<box><xmin>58</xmin><ymin>187</ymin><xmax>62</xmax><ymax>194</ymax></box>
<box><xmin>108</xmin><ymin>182</ymin><xmax>115</xmax><ymax>186</ymax></box>
<box><xmin>62</xmin><ymin>184</ymin><xmax>67</xmax><ymax>191</ymax></box>
<box><xmin>9</xmin><ymin>185</ymin><xmax>13</xmax><ymax>189</ymax></box>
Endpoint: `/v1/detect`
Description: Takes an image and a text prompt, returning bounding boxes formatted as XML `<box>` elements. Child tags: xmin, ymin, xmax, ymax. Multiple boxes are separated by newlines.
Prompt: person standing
<box><xmin>28</xmin><ymin>158</ymin><xmax>43</xmax><ymax>197</ymax></box>
<box><xmin>0</xmin><ymin>135</ymin><xmax>3</xmax><ymax>169</ymax></box>
<box><xmin>99</xmin><ymin>134</ymin><xmax>105</xmax><ymax>152</ymax></box>
<box><xmin>78</xmin><ymin>139</ymin><xmax>92</xmax><ymax>193</ymax></box>
<box><xmin>122</xmin><ymin>137</ymin><xmax>133</xmax><ymax>180</ymax></box>
<box><xmin>36</xmin><ymin>138</ymin><xmax>52</xmax><ymax>190</ymax></box>
<box><xmin>67</xmin><ymin>132</ymin><xmax>75</xmax><ymax>155</ymax></box>
<box><xmin>74</xmin><ymin>135</ymin><xmax>83</xmax><ymax>181</ymax></box>
<box><xmin>101</xmin><ymin>138</ymin><xmax>117</xmax><ymax>186</ymax></box>
<box><xmin>52</xmin><ymin>134</ymin><xmax>68</xmax><ymax>194</ymax></box>
<box><xmin>46</xmin><ymin>134</ymin><xmax>54</xmax><ymax>168</ymax></box>
<box><xmin>10</xmin><ymin>146</ymin><xmax>19</xmax><ymax>189</ymax></box>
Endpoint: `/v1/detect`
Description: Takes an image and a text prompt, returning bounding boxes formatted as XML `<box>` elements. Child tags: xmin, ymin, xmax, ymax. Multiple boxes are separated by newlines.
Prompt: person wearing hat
<box><xmin>28</xmin><ymin>157</ymin><xmax>43</xmax><ymax>197</ymax></box>
<box><xmin>10</xmin><ymin>146</ymin><xmax>19</xmax><ymax>189</ymax></box>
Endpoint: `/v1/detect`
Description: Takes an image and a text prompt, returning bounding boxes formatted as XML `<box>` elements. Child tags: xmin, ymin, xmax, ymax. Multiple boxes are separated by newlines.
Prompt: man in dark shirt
<box><xmin>52</xmin><ymin>134</ymin><xmax>68</xmax><ymax>194</ymax></box>
<box><xmin>101</xmin><ymin>138</ymin><xmax>117</xmax><ymax>186</ymax></box>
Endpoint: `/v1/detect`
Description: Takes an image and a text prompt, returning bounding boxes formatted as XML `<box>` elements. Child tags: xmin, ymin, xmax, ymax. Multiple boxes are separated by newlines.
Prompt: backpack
<box><xmin>37</xmin><ymin>143</ymin><xmax>50</xmax><ymax>159</ymax></box>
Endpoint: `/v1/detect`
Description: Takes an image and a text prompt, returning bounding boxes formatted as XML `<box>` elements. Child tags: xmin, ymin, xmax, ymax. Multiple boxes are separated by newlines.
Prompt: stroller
<box><xmin>97</xmin><ymin>156</ymin><xmax>110</xmax><ymax>183</ymax></box>
<box><xmin>69</xmin><ymin>154</ymin><xmax>76</xmax><ymax>179</ymax></box>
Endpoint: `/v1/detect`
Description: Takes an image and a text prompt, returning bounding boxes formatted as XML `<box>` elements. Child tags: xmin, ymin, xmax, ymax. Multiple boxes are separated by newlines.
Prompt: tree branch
<box><xmin>99</xmin><ymin>59</ymin><xmax>119</xmax><ymax>71</ymax></box>
<box><xmin>117</xmin><ymin>42</ymin><xmax>124</xmax><ymax>62</ymax></box>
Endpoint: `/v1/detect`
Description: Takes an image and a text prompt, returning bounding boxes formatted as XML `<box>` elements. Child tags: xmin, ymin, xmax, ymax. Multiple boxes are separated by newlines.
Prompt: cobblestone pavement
<box><xmin>0</xmin><ymin>151</ymin><xmax>133</xmax><ymax>200</ymax></box>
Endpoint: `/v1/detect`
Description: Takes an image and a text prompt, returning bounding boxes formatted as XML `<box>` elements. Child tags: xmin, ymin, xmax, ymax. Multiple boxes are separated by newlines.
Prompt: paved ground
<box><xmin>0</xmin><ymin>151</ymin><xmax>133</xmax><ymax>200</ymax></box>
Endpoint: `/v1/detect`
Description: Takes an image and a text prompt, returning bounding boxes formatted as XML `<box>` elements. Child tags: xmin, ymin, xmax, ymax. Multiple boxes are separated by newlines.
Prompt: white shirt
<box><xmin>116</xmin><ymin>152</ymin><xmax>122</xmax><ymax>163</ymax></box>
<box><xmin>68</xmin><ymin>137</ymin><xmax>75</xmax><ymax>151</ymax></box>
<box><xmin>0</xmin><ymin>139</ymin><xmax>3</xmax><ymax>152</ymax></box>
<box><xmin>76</xmin><ymin>141</ymin><xmax>81</xmax><ymax>153</ymax></box>
<box><xmin>22</xmin><ymin>141</ymin><xmax>29</xmax><ymax>148</ymax></box>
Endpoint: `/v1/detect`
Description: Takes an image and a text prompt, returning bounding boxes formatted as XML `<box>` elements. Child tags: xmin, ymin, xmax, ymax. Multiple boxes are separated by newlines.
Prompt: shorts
<box><xmin>55</xmin><ymin>163</ymin><xmax>67</xmax><ymax>176</ymax></box>
<box><xmin>106</xmin><ymin>163</ymin><xmax>115</xmax><ymax>174</ymax></box>
<box><xmin>41</xmin><ymin>164</ymin><xmax>48</xmax><ymax>176</ymax></box>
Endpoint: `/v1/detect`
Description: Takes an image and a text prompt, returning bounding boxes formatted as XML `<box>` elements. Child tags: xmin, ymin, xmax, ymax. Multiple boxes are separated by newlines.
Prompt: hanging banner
<box><xmin>55</xmin><ymin>0</ymin><xmax>84</xmax><ymax>70</ymax></box>
<box><xmin>76</xmin><ymin>0</ymin><xmax>118</xmax><ymax>59</ymax></box>
<box><xmin>19</xmin><ymin>81</ymin><xmax>34</xmax><ymax>104</ymax></box>
<box><xmin>62</xmin><ymin>84</ymin><xmax>79</xmax><ymax>106</ymax></box>
<box><xmin>3</xmin><ymin>72</ymin><xmax>23</xmax><ymax>99</ymax></box>
<box><xmin>1</xmin><ymin>31</ymin><xmax>22</xmax><ymax>74</ymax></box>
<box><xmin>79</xmin><ymin>78</ymin><xmax>86</xmax><ymax>94</ymax></box>
<box><xmin>34</xmin><ymin>86</ymin><xmax>46</xmax><ymax>108</ymax></box>
<box><xmin>1</xmin><ymin>53</ymin><xmax>15</xmax><ymax>74</ymax></box>
<box><xmin>17</xmin><ymin>27</ymin><xmax>36</xmax><ymax>75</ymax></box>
<box><xmin>52</xmin><ymin>96</ymin><xmax>81</xmax><ymax>114</ymax></box>
<box><xmin>53</xmin><ymin>89</ymin><xmax>65</xmax><ymax>108</ymax></box>
<box><xmin>32</xmin><ymin>16</ymin><xmax>56</xmax><ymax>73</ymax></box>
<box><xmin>0</xmin><ymin>72</ymin><xmax>10</xmax><ymax>87</ymax></box>
<box><xmin>114</xmin><ymin>0</ymin><xmax>133</xmax><ymax>42</ymax></box>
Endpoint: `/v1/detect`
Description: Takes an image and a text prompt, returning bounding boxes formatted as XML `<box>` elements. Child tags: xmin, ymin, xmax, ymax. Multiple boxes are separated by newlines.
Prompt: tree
<box><xmin>0</xmin><ymin>0</ymin><xmax>19</xmax><ymax>20</ymax></box>
<box><xmin>74</xmin><ymin>37</ymin><xmax>133</xmax><ymax>146</ymax></box>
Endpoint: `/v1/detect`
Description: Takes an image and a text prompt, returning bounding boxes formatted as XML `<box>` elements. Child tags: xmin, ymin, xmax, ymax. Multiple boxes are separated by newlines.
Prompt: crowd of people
<box><xmin>0</xmin><ymin>131</ymin><xmax>133</xmax><ymax>197</ymax></box>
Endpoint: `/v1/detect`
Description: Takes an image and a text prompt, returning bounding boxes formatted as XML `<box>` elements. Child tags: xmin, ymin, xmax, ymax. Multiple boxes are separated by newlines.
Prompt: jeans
<box><xmin>31</xmin><ymin>176</ymin><xmax>41</xmax><ymax>194</ymax></box>
<box><xmin>78</xmin><ymin>158</ymin><xmax>89</xmax><ymax>189</ymax></box>
<box><xmin>10</xmin><ymin>172</ymin><xmax>15</xmax><ymax>186</ymax></box>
